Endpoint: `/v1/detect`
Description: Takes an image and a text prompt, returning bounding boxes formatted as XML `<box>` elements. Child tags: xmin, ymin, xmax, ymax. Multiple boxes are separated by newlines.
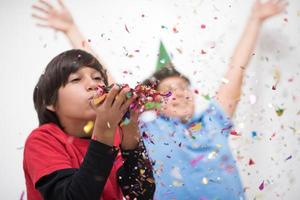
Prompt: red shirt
<box><xmin>23</xmin><ymin>123</ymin><xmax>123</xmax><ymax>200</ymax></box>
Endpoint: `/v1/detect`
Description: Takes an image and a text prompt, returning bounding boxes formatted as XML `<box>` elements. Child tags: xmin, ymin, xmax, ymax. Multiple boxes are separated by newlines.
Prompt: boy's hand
<box><xmin>251</xmin><ymin>0</ymin><xmax>287</xmax><ymax>22</ymax></box>
<box><xmin>92</xmin><ymin>85</ymin><xmax>136</xmax><ymax>146</ymax></box>
<box><xmin>32</xmin><ymin>0</ymin><xmax>75</xmax><ymax>33</ymax></box>
<box><xmin>120</xmin><ymin>110</ymin><xmax>140</xmax><ymax>150</ymax></box>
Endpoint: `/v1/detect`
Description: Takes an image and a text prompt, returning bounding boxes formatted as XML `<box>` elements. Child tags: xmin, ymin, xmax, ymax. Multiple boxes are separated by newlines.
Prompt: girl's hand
<box><xmin>92</xmin><ymin>85</ymin><xmax>136</xmax><ymax>146</ymax></box>
<box><xmin>32</xmin><ymin>0</ymin><xmax>75</xmax><ymax>33</ymax></box>
<box><xmin>251</xmin><ymin>0</ymin><xmax>287</xmax><ymax>22</ymax></box>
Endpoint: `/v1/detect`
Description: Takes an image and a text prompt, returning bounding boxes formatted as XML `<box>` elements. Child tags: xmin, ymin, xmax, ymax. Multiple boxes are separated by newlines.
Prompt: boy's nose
<box><xmin>86</xmin><ymin>79</ymin><xmax>98</xmax><ymax>91</ymax></box>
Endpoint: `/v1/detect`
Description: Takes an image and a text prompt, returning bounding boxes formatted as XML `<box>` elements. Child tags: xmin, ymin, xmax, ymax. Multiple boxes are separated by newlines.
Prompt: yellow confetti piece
<box><xmin>202</xmin><ymin>177</ymin><xmax>208</xmax><ymax>185</ymax></box>
<box><xmin>216</xmin><ymin>144</ymin><xmax>222</xmax><ymax>148</ymax></box>
<box><xmin>208</xmin><ymin>151</ymin><xmax>217</xmax><ymax>160</ymax></box>
<box><xmin>172</xmin><ymin>180</ymin><xmax>184</xmax><ymax>187</ymax></box>
<box><xmin>140</xmin><ymin>169</ymin><xmax>145</xmax><ymax>175</ymax></box>
<box><xmin>189</xmin><ymin>123</ymin><xmax>202</xmax><ymax>132</ymax></box>
<box><xmin>83</xmin><ymin>121</ymin><xmax>94</xmax><ymax>134</ymax></box>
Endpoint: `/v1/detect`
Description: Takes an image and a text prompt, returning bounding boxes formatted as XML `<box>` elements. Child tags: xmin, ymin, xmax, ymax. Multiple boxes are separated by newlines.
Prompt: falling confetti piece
<box><xmin>173</xmin><ymin>27</ymin><xmax>178</xmax><ymax>33</ymax></box>
<box><xmin>275</xmin><ymin>108</ymin><xmax>285</xmax><ymax>116</ymax></box>
<box><xmin>249</xmin><ymin>94</ymin><xmax>257</xmax><ymax>104</ymax></box>
<box><xmin>190</xmin><ymin>155</ymin><xmax>205</xmax><ymax>167</ymax></box>
<box><xmin>202</xmin><ymin>177</ymin><xmax>209</xmax><ymax>185</ymax></box>
<box><xmin>83</xmin><ymin>121</ymin><xmax>94</xmax><ymax>134</ymax></box>
<box><xmin>189</xmin><ymin>123</ymin><xmax>202</xmax><ymax>132</ymax></box>
<box><xmin>173</xmin><ymin>180</ymin><xmax>184</xmax><ymax>187</ymax></box>
<box><xmin>201</xmin><ymin>49</ymin><xmax>207</xmax><ymax>54</ymax></box>
<box><xmin>259</xmin><ymin>181</ymin><xmax>264</xmax><ymax>190</ymax></box>
<box><xmin>251</xmin><ymin>131</ymin><xmax>257</xmax><ymax>138</ymax></box>
<box><xmin>200</xmin><ymin>24</ymin><xmax>206</xmax><ymax>29</ymax></box>
<box><xmin>249</xmin><ymin>158</ymin><xmax>255</xmax><ymax>165</ymax></box>
<box><xmin>19</xmin><ymin>191</ymin><xmax>25</xmax><ymax>200</ymax></box>
<box><xmin>161</xmin><ymin>25</ymin><xmax>168</xmax><ymax>29</ymax></box>
<box><xmin>124</xmin><ymin>24</ymin><xmax>130</xmax><ymax>33</ymax></box>
<box><xmin>202</xmin><ymin>94</ymin><xmax>211</xmax><ymax>100</ymax></box>
<box><xmin>230</xmin><ymin>130</ymin><xmax>240</xmax><ymax>136</ymax></box>
<box><xmin>285</xmin><ymin>155</ymin><xmax>292</xmax><ymax>161</ymax></box>
<box><xmin>221</xmin><ymin>77</ymin><xmax>229</xmax><ymax>84</ymax></box>
<box><xmin>208</xmin><ymin>151</ymin><xmax>217</xmax><ymax>160</ymax></box>
<box><xmin>269</xmin><ymin>133</ymin><xmax>276</xmax><ymax>140</ymax></box>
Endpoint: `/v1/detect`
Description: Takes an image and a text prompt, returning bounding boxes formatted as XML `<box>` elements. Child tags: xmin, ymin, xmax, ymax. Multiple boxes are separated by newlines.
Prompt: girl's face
<box><xmin>52</xmin><ymin>67</ymin><xmax>105</xmax><ymax>125</ymax></box>
<box><xmin>158</xmin><ymin>76</ymin><xmax>195</xmax><ymax>121</ymax></box>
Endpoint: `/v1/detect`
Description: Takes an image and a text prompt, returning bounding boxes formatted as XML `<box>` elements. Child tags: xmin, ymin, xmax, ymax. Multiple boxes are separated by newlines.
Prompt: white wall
<box><xmin>0</xmin><ymin>0</ymin><xmax>299</xmax><ymax>199</ymax></box>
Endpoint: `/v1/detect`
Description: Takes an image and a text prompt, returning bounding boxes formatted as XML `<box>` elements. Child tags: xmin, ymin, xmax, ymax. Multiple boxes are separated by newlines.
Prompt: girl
<box><xmin>23</xmin><ymin>49</ymin><xmax>155</xmax><ymax>200</ymax></box>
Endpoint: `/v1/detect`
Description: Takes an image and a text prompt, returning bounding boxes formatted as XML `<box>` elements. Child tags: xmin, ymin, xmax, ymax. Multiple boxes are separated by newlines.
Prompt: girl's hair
<box><xmin>142</xmin><ymin>62</ymin><xmax>190</xmax><ymax>89</ymax></box>
<box><xmin>33</xmin><ymin>49</ymin><xmax>108</xmax><ymax>127</ymax></box>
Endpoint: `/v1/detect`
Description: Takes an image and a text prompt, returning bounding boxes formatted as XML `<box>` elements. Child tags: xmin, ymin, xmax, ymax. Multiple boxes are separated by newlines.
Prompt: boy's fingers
<box><xmin>105</xmin><ymin>85</ymin><xmax>120</xmax><ymax>107</ymax></box>
<box><xmin>120</xmin><ymin>94</ymin><xmax>137</xmax><ymax>113</ymax></box>
<box><xmin>114</xmin><ymin>87</ymin><xmax>130</xmax><ymax>109</ymax></box>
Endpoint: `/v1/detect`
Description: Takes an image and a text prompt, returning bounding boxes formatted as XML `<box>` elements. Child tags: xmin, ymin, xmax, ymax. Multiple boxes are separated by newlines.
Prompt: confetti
<box><xmin>221</xmin><ymin>77</ymin><xmax>229</xmax><ymax>84</ymax></box>
<box><xmin>200</xmin><ymin>24</ymin><xmax>206</xmax><ymax>29</ymax></box>
<box><xmin>173</xmin><ymin>27</ymin><xmax>178</xmax><ymax>33</ymax></box>
<box><xmin>285</xmin><ymin>155</ymin><xmax>292</xmax><ymax>161</ymax></box>
<box><xmin>249</xmin><ymin>94</ymin><xmax>257</xmax><ymax>104</ymax></box>
<box><xmin>259</xmin><ymin>181</ymin><xmax>264</xmax><ymax>190</ymax></box>
<box><xmin>230</xmin><ymin>130</ymin><xmax>240</xmax><ymax>136</ymax></box>
<box><xmin>202</xmin><ymin>177</ymin><xmax>209</xmax><ymax>185</ymax></box>
<box><xmin>248</xmin><ymin>158</ymin><xmax>255</xmax><ymax>165</ymax></box>
<box><xmin>189</xmin><ymin>123</ymin><xmax>202</xmax><ymax>132</ymax></box>
<box><xmin>275</xmin><ymin>107</ymin><xmax>285</xmax><ymax>116</ymax></box>
<box><xmin>251</xmin><ymin>131</ymin><xmax>257</xmax><ymax>138</ymax></box>
<box><xmin>124</xmin><ymin>24</ymin><xmax>130</xmax><ymax>33</ymax></box>
<box><xmin>83</xmin><ymin>121</ymin><xmax>94</xmax><ymax>134</ymax></box>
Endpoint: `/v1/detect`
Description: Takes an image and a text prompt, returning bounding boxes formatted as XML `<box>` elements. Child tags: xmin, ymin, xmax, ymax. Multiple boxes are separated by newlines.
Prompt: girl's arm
<box><xmin>215</xmin><ymin>0</ymin><xmax>287</xmax><ymax>117</ymax></box>
<box><xmin>32</xmin><ymin>0</ymin><xmax>115</xmax><ymax>85</ymax></box>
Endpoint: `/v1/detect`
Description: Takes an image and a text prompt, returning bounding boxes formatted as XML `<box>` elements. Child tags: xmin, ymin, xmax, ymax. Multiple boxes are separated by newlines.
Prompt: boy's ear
<box><xmin>46</xmin><ymin>105</ymin><xmax>56</xmax><ymax>112</ymax></box>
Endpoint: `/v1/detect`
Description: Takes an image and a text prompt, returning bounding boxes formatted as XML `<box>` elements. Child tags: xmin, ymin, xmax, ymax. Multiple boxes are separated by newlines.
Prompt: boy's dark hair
<box><xmin>142</xmin><ymin>62</ymin><xmax>190</xmax><ymax>89</ymax></box>
<box><xmin>33</xmin><ymin>49</ymin><xmax>108</xmax><ymax>128</ymax></box>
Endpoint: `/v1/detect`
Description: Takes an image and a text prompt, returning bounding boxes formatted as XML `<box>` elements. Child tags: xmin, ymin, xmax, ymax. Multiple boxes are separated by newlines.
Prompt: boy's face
<box><xmin>51</xmin><ymin>67</ymin><xmax>104</xmax><ymax>125</ymax></box>
<box><xmin>157</xmin><ymin>76</ymin><xmax>195</xmax><ymax>121</ymax></box>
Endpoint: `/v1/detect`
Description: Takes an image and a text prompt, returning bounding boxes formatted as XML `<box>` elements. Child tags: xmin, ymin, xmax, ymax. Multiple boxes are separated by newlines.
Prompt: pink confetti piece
<box><xmin>19</xmin><ymin>191</ymin><xmax>25</xmax><ymax>200</ymax></box>
<box><xmin>173</xmin><ymin>27</ymin><xmax>178</xmax><ymax>33</ymax></box>
<box><xmin>200</xmin><ymin>24</ymin><xmax>206</xmax><ymax>29</ymax></box>
<box><xmin>259</xmin><ymin>181</ymin><xmax>264</xmax><ymax>190</ymax></box>
<box><xmin>190</xmin><ymin>155</ymin><xmax>205</xmax><ymax>167</ymax></box>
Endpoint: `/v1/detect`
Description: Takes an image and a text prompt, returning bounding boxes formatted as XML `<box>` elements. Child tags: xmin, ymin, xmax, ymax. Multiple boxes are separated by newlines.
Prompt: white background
<box><xmin>0</xmin><ymin>0</ymin><xmax>300</xmax><ymax>199</ymax></box>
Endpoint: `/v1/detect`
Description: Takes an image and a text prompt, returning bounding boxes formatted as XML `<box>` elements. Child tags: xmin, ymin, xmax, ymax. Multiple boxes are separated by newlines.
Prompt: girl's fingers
<box><xmin>32</xmin><ymin>4</ymin><xmax>50</xmax><ymax>14</ymax></box>
<box><xmin>32</xmin><ymin>13</ymin><xmax>47</xmax><ymax>21</ymax></box>
<box><xmin>39</xmin><ymin>0</ymin><xmax>53</xmax><ymax>9</ymax></box>
<box><xmin>58</xmin><ymin>0</ymin><xmax>66</xmax><ymax>8</ymax></box>
<box><xmin>105</xmin><ymin>85</ymin><xmax>120</xmax><ymax>107</ymax></box>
